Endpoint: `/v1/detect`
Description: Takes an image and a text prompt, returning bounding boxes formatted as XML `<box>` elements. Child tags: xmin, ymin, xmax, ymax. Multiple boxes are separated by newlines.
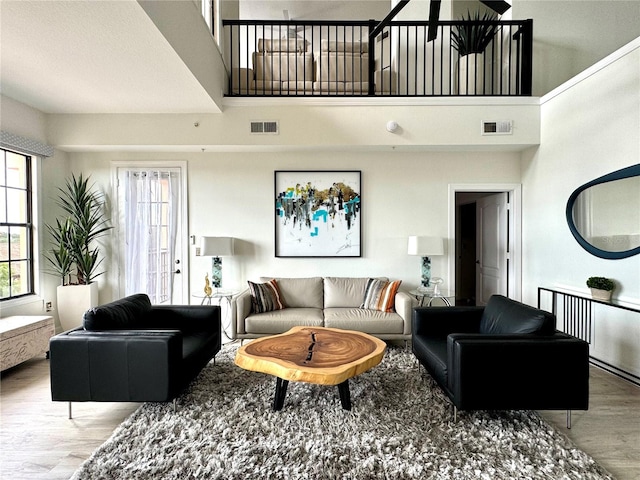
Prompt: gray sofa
<box><xmin>230</xmin><ymin>277</ymin><xmax>412</xmax><ymax>341</ymax></box>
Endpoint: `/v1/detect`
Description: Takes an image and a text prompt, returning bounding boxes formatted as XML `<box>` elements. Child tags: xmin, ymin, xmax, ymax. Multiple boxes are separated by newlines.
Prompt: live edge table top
<box><xmin>235</xmin><ymin>326</ymin><xmax>387</xmax><ymax>386</ymax></box>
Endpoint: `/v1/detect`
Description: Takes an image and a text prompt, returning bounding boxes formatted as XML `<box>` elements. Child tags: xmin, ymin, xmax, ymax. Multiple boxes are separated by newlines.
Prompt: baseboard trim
<box><xmin>590</xmin><ymin>356</ymin><xmax>640</xmax><ymax>387</ymax></box>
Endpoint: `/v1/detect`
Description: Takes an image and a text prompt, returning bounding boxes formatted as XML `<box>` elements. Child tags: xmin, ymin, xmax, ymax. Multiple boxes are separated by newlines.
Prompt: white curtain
<box><xmin>124</xmin><ymin>170</ymin><xmax>179</xmax><ymax>304</ymax></box>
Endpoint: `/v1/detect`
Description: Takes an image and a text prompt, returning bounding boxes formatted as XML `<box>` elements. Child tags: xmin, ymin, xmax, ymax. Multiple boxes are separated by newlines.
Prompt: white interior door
<box><xmin>476</xmin><ymin>192</ymin><xmax>508</xmax><ymax>305</ymax></box>
<box><xmin>114</xmin><ymin>164</ymin><xmax>188</xmax><ymax>304</ymax></box>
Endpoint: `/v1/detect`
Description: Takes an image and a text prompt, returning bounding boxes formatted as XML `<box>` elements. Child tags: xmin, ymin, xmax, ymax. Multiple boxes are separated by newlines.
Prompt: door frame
<box><xmin>448</xmin><ymin>183</ymin><xmax>522</xmax><ymax>302</ymax></box>
<box><xmin>110</xmin><ymin>160</ymin><xmax>189</xmax><ymax>302</ymax></box>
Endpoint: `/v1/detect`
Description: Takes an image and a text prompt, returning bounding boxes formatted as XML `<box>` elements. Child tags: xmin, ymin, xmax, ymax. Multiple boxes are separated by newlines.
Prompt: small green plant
<box><xmin>586</xmin><ymin>277</ymin><xmax>615</xmax><ymax>291</ymax></box>
<box><xmin>44</xmin><ymin>174</ymin><xmax>112</xmax><ymax>286</ymax></box>
<box><xmin>451</xmin><ymin>11</ymin><xmax>499</xmax><ymax>56</ymax></box>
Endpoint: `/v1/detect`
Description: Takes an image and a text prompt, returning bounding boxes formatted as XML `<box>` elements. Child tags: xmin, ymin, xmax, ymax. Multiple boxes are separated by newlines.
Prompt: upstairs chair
<box><xmin>231</xmin><ymin>38</ymin><xmax>397</xmax><ymax>96</ymax></box>
<box><xmin>250</xmin><ymin>38</ymin><xmax>314</xmax><ymax>95</ymax></box>
<box><xmin>50</xmin><ymin>294</ymin><xmax>221</xmax><ymax>418</ymax></box>
<box><xmin>314</xmin><ymin>40</ymin><xmax>370</xmax><ymax>94</ymax></box>
<box><xmin>412</xmin><ymin>295</ymin><xmax>589</xmax><ymax>428</ymax></box>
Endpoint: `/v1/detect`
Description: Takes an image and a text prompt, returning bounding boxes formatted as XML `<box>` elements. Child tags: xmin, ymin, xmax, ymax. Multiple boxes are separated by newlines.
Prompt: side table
<box><xmin>193</xmin><ymin>291</ymin><xmax>238</xmax><ymax>340</ymax></box>
<box><xmin>410</xmin><ymin>289</ymin><xmax>454</xmax><ymax>307</ymax></box>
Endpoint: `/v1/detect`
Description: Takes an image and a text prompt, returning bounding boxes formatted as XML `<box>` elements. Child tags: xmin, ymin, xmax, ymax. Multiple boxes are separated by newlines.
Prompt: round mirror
<box><xmin>566</xmin><ymin>164</ymin><xmax>640</xmax><ymax>259</ymax></box>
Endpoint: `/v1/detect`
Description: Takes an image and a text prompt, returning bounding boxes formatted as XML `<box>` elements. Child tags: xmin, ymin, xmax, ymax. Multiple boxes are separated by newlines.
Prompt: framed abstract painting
<box><xmin>275</xmin><ymin>170</ymin><xmax>361</xmax><ymax>257</ymax></box>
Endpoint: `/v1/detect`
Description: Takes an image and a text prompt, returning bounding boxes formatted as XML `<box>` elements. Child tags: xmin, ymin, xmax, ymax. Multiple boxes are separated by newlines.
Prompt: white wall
<box><xmin>67</xmin><ymin>149</ymin><xmax>521</xmax><ymax>304</ymax></box>
<box><xmin>47</xmin><ymin>101</ymin><xmax>540</xmax><ymax>150</ymax></box>
<box><xmin>512</xmin><ymin>0</ymin><xmax>640</xmax><ymax>96</ymax></box>
<box><xmin>521</xmin><ymin>39</ymin><xmax>640</xmax><ymax>377</ymax></box>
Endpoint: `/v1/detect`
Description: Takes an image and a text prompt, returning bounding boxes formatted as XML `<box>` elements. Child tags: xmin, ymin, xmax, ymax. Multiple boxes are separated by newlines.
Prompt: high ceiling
<box><xmin>238</xmin><ymin>1</ymin><xmax>391</xmax><ymax>21</ymax></box>
<box><xmin>1</xmin><ymin>0</ymin><xmax>218</xmax><ymax>114</ymax></box>
<box><xmin>0</xmin><ymin>0</ymin><xmax>394</xmax><ymax>115</ymax></box>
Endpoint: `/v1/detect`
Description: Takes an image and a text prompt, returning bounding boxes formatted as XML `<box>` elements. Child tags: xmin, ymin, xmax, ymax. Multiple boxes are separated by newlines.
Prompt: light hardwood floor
<box><xmin>1</xmin><ymin>357</ymin><xmax>639</xmax><ymax>480</ymax></box>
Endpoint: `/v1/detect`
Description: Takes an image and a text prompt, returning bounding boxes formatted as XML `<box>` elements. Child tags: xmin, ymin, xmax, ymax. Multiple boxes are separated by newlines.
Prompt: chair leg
<box><xmin>173</xmin><ymin>398</ymin><xmax>177</xmax><ymax>413</ymax></box>
<box><xmin>452</xmin><ymin>405</ymin><xmax>457</xmax><ymax>423</ymax></box>
<box><xmin>567</xmin><ymin>410</ymin><xmax>572</xmax><ymax>429</ymax></box>
<box><xmin>68</xmin><ymin>402</ymin><xmax>72</xmax><ymax>420</ymax></box>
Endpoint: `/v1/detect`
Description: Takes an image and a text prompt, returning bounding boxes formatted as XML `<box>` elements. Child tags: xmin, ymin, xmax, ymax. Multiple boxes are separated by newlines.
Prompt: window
<box><xmin>0</xmin><ymin>148</ymin><xmax>34</xmax><ymax>300</ymax></box>
<box><xmin>197</xmin><ymin>0</ymin><xmax>215</xmax><ymax>37</ymax></box>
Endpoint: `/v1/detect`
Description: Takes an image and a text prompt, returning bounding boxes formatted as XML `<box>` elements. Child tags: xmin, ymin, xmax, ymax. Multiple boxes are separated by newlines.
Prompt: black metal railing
<box><xmin>222</xmin><ymin>19</ymin><xmax>532</xmax><ymax>97</ymax></box>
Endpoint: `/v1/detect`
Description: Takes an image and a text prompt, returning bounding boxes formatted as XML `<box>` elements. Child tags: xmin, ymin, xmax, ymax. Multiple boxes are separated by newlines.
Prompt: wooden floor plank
<box><xmin>1</xmin><ymin>356</ymin><xmax>638</xmax><ymax>480</ymax></box>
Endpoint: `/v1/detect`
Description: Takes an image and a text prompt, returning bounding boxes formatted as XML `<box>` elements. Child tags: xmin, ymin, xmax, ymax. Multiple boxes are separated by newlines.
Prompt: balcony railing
<box><xmin>222</xmin><ymin>19</ymin><xmax>532</xmax><ymax>97</ymax></box>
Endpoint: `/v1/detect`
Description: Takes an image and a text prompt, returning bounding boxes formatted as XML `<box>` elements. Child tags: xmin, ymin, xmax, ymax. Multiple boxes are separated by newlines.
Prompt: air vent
<box><xmin>250</xmin><ymin>121</ymin><xmax>279</xmax><ymax>134</ymax></box>
<box><xmin>482</xmin><ymin>120</ymin><xmax>513</xmax><ymax>135</ymax></box>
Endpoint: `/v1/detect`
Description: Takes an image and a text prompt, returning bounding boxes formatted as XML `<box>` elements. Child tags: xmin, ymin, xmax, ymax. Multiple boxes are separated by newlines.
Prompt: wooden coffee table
<box><xmin>235</xmin><ymin>326</ymin><xmax>386</xmax><ymax>411</ymax></box>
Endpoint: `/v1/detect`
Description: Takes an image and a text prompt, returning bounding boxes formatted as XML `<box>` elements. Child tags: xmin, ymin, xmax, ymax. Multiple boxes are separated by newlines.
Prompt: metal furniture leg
<box><xmin>273</xmin><ymin>378</ymin><xmax>289</xmax><ymax>411</ymax></box>
<box><xmin>337</xmin><ymin>380</ymin><xmax>351</xmax><ymax>410</ymax></box>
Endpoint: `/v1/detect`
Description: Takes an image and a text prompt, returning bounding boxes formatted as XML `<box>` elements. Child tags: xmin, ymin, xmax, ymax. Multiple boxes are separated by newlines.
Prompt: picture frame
<box><xmin>275</xmin><ymin>170</ymin><xmax>361</xmax><ymax>257</ymax></box>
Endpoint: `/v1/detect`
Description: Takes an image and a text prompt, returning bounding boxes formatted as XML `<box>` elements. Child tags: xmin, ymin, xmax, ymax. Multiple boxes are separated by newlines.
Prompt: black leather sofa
<box><xmin>412</xmin><ymin>295</ymin><xmax>589</xmax><ymax>427</ymax></box>
<box><xmin>50</xmin><ymin>294</ymin><xmax>221</xmax><ymax>416</ymax></box>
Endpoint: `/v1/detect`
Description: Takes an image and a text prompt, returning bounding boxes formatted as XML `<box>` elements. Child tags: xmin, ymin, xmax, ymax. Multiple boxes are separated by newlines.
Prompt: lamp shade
<box><xmin>200</xmin><ymin>237</ymin><xmax>235</xmax><ymax>256</ymax></box>
<box><xmin>407</xmin><ymin>236</ymin><xmax>444</xmax><ymax>256</ymax></box>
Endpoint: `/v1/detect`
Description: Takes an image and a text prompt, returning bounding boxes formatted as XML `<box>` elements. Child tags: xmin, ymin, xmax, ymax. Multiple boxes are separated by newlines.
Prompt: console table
<box><xmin>0</xmin><ymin>315</ymin><xmax>55</xmax><ymax>371</ymax></box>
<box><xmin>538</xmin><ymin>287</ymin><xmax>640</xmax><ymax>385</ymax></box>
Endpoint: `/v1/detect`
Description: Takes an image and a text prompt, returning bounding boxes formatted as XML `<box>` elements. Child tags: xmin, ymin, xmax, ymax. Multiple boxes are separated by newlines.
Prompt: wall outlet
<box><xmin>45</xmin><ymin>301</ymin><xmax>53</xmax><ymax>312</ymax></box>
<box><xmin>195</xmin><ymin>247</ymin><xmax>201</xmax><ymax>256</ymax></box>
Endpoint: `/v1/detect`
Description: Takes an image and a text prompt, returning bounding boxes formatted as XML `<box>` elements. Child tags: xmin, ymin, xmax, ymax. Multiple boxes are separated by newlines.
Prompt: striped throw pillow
<box><xmin>361</xmin><ymin>278</ymin><xmax>402</xmax><ymax>312</ymax></box>
<box><xmin>248</xmin><ymin>279</ymin><xmax>286</xmax><ymax>313</ymax></box>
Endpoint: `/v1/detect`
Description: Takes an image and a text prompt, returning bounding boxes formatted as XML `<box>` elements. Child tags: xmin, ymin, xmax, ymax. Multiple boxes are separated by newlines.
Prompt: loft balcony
<box><xmin>223</xmin><ymin>19</ymin><xmax>532</xmax><ymax>98</ymax></box>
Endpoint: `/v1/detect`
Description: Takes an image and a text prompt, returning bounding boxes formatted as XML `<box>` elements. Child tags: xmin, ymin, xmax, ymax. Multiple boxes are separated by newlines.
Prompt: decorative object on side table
<box><xmin>430</xmin><ymin>276</ymin><xmax>444</xmax><ymax>295</ymax></box>
<box><xmin>586</xmin><ymin>276</ymin><xmax>615</xmax><ymax>301</ymax></box>
<box><xmin>203</xmin><ymin>273</ymin><xmax>213</xmax><ymax>297</ymax></box>
<box><xmin>407</xmin><ymin>236</ymin><xmax>444</xmax><ymax>291</ymax></box>
<box><xmin>199</xmin><ymin>236</ymin><xmax>235</xmax><ymax>289</ymax></box>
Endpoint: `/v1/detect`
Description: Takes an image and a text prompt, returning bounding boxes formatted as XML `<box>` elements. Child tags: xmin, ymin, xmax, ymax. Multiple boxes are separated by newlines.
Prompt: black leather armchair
<box><xmin>50</xmin><ymin>294</ymin><xmax>221</xmax><ymax>417</ymax></box>
<box><xmin>412</xmin><ymin>295</ymin><xmax>589</xmax><ymax>427</ymax></box>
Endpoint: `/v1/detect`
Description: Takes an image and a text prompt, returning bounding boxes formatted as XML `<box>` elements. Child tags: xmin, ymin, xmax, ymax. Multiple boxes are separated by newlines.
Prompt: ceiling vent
<box><xmin>482</xmin><ymin>120</ymin><xmax>513</xmax><ymax>135</ymax></box>
<box><xmin>250</xmin><ymin>121</ymin><xmax>279</xmax><ymax>134</ymax></box>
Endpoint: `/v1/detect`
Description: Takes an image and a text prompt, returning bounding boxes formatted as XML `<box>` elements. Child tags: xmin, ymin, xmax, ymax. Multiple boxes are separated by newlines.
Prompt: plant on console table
<box><xmin>45</xmin><ymin>174</ymin><xmax>113</xmax><ymax>331</ymax></box>
<box><xmin>586</xmin><ymin>276</ymin><xmax>615</xmax><ymax>301</ymax></box>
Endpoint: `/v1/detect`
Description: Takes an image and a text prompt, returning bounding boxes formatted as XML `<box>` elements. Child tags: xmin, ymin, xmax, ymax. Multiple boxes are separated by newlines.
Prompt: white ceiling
<box><xmin>0</xmin><ymin>0</ymin><xmax>416</xmax><ymax>116</ymax></box>
<box><xmin>239</xmin><ymin>1</ymin><xmax>392</xmax><ymax>21</ymax></box>
<box><xmin>1</xmin><ymin>1</ymin><xmax>395</xmax><ymax>115</ymax></box>
<box><xmin>0</xmin><ymin>0</ymin><xmax>219</xmax><ymax>114</ymax></box>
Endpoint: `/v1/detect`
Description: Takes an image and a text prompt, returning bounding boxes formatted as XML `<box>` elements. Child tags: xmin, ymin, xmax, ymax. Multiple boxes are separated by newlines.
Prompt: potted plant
<box><xmin>586</xmin><ymin>276</ymin><xmax>615</xmax><ymax>301</ymax></box>
<box><xmin>45</xmin><ymin>174</ymin><xmax>113</xmax><ymax>330</ymax></box>
<box><xmin>451</xmin><ymin>11</ymin><xmax>499</xmax><ymax>94</ymax></box>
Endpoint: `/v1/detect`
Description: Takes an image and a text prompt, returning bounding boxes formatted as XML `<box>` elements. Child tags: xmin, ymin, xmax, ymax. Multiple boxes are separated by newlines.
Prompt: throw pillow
<box><xmin>361</xmin><ymin>278</ymin><xmax>402</xmax><ymax>313</ymax></box>
<box><xmin>248</xmin><ymin>279</ymin><xmax>286</xmax><ymax>313</ymax></box>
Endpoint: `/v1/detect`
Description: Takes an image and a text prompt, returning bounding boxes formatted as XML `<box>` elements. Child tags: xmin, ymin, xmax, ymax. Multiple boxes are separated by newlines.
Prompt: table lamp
<box><xmin>200</xmin><ymin>236</ymin><xmax>235</xmax><ymax>289</ymax></box>
<box><xmin>408</xmin><ymin>236</ymin><xmax>444</xmax><ymax>291</ymax></box>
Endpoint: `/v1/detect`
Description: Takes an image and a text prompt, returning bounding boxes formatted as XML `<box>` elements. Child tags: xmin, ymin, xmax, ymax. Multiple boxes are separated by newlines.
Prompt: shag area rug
<box><xmin>72</xmin><ymin>344</ymin><xmax>613</xmax><ymax>480</ymax></box>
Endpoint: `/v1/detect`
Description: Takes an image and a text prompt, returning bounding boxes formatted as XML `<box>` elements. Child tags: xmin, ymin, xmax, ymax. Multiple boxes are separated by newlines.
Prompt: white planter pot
<box><xmin>458</xmin><ymin>53</ymin><xmax>484</xmax><ymax>95</ymax></box>
<box><xmin>57</xmin><ymin>283</ymin><xmax>99</xmax><ymax>331</ymax></box>
<box><xmin>590</xmin><ymin>288</ymin><xmax>612</xmax><ymax>302</ymax></box>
